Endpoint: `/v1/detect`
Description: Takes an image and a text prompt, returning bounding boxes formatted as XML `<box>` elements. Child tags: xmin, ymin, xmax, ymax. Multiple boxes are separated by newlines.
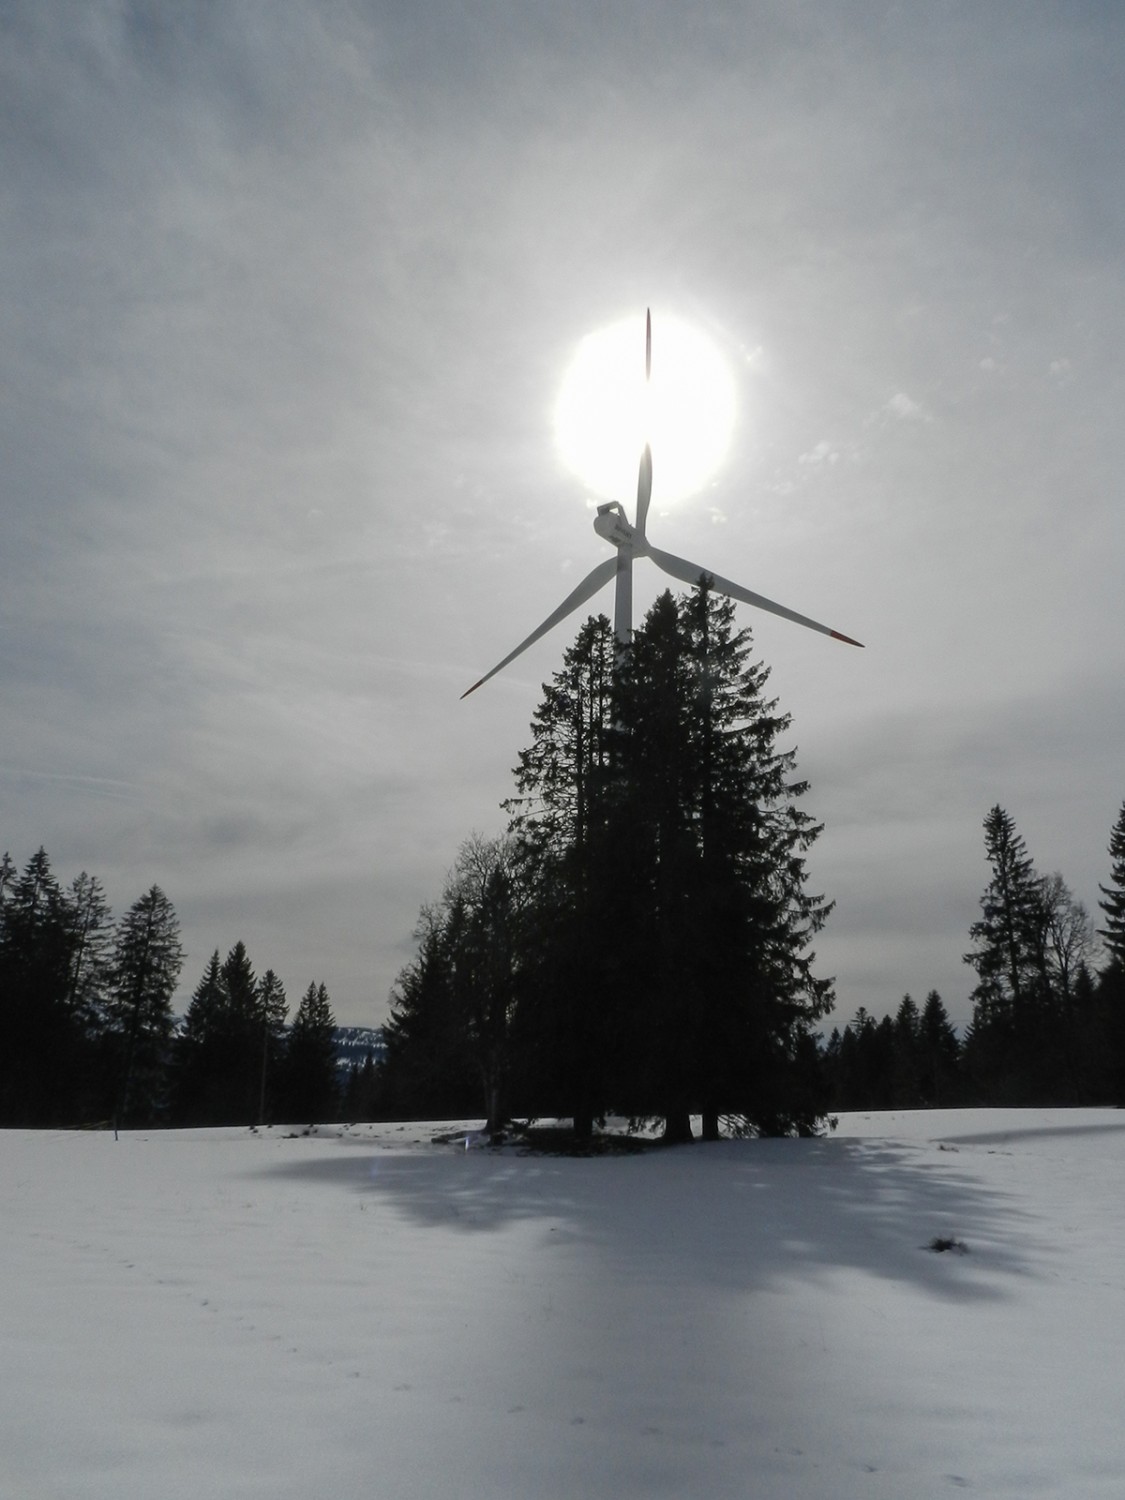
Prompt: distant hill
<box><xmin>334</xmin><ymin>1026</ymin><xmax>386</xmax><ymax>1070</ymax></box>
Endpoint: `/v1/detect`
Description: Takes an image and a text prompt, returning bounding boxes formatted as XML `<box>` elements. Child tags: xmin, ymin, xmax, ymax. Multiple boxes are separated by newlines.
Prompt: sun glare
<box><xmin>554</xmin><ymin>313</ymin><xmax>736</xmax><ymax>506</ymax></box>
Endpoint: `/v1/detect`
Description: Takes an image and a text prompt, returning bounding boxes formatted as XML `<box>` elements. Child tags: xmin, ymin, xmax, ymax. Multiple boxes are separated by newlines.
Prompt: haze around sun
<box><xmin>554</xmin><ymin>314</ymin><xmax>737</xmax><ymax>507</ymax></box>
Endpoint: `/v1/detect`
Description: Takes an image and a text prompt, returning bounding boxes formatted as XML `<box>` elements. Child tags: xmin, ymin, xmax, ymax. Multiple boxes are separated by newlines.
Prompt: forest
<box><xmin>4</xmin><ymin>588</ymin><xmax>1124</xmax><ymax>1136</ymax></box>
<box><xmin>0</xmin><ymin>856</ymin><xmax>350</xmax><ymax>1129</ymax></box>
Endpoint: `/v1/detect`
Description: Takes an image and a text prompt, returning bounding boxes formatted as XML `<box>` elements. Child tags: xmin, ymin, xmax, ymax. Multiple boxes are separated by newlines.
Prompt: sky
<box><xmin>3</xmin><ymin>1</ymin><xmax>1124</xmax><ymax>1031</ymax></box>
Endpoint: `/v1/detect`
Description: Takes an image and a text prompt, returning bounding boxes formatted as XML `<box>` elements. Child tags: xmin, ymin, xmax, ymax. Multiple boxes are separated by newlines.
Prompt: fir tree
<box><xmin>1098</xmin><ymin>801</ymin><xmax>1125</xmax><ymax>970</ymax></box>
<box><xmin>106</xmin><ymin>886</ymin><xmax>183</xmax><ymax>1130</ymax></box>
<box><xmin>254</xmin><ymin>969</ymin><xmax>288</xmax><ymax>1126</ymax></box>
<box><xmin>0</xmin><ymin>849</ymin><xmax>81</xmax><ymax>1123</ymax></box>
<box><xmin>918</xmin><ymin>990</ymin><xmax>961</xmax><ymax>1106</ymax></box>
<box><xmin>280</xmin><ymin>982</ymin><xmax>338</xmax><ymax>1123</ymax></box>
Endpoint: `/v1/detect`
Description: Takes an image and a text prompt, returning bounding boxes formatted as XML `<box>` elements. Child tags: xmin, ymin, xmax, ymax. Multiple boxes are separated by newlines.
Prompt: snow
<box><xmin>4</xmin><ymin>1109</ymin><xmax>1124</xmax><ymax>1498</ymax></box>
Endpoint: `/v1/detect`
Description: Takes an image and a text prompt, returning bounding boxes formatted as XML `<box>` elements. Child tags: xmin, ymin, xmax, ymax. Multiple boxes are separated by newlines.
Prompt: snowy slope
<box><xmin>3</xmin><ymin>1110</ymin><xmax>1124</xmax><ymax>1499</ymax></box>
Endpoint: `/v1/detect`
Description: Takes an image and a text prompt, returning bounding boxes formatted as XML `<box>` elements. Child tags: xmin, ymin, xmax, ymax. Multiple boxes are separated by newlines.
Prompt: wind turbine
<box><xmin>462</xmin><ymin>310</ymin><xmax>862</xmax><ymax>698</ymax></box>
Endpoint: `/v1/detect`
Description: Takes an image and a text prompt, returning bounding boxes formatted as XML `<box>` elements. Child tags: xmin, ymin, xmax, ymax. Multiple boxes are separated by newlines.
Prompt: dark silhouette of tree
<box><xmin>1097</xmin><ymin>802</ymin><xmax>1125</xmax><ymax>1100</ymax></box>
<box><xmin>611</xmin><ymin>587</ymin><xmax>834</xmax><ymax>1139</ymax></box>
<box><xmin>504</xmin><ymin>585</ymin><xmax>834</xmax><ymax>1140</ymax></box>
<box><xmin>254</xmin><ymin>968</ymin><xmax>288</xmax><ymax>1125</ymax></box>
<box><xmin>279</xmin><ymin>981</ymin><xmax>337</xmax><ymax>1122</ymax></box>
<box><xmin>1098</xmin><ymin>801</ymin><xmax>1125</xmax><ymax>969</ymax></box>
<box><xmin>172</xmin><ymin>949</ymin><xmax>227</xmax><ymax>1123</ymax></box>
<box><xmin>382</xmin><ymin>907</ymin><xmax>481</xmax><ymax>1120</ymax></box>
<box><xmin>105</xmin><ymin>886</ymin><xmax>183</xmax><ymax>1131</ymax></box>
<box><xmin>0</xmin><ymin>848</ymin><xmax>84</xmax><ymax>1123</ymax></box>
<box><xmin>963</xmin><ymin>807</ymin><xmax>1050</xmax><ymax>1101</ymax></box>
<box><xmin>918</xmin><ymin>991</ymin><xmax>961</xmax><ymax>1105</ymax></box>
<box><xmin>173</xmin><ymin>942</ymin><xmax>273</xmax><ymax>1125</ymax></box>
<box><xmin>385</xmin><ymin>835</ymin><xmax>529</xmax><ymax>1136</ymax></box>
<box><xmin>504</xmin><ymin>615</ymin><xmax>621</xmax><ymax>1139</ymax></box>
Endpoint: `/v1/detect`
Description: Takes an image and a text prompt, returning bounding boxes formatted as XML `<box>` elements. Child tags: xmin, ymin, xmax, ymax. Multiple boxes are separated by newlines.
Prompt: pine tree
<box><xmin>281</xmin><ymin>981</ymin><xmax>338</xmax><ymax>1123</ymax></box>
<box><xmin>383</xmin><ymin>906</ymin><xmax>480</xmax><ymax>1120</ymax></box>
<box><xmin>254</xmin><ymin>969</ymin><xmax>288</xmax><ymax>1126</ymax></box>
<box><xmin>505</xmin><ymin>616</ymin><xmax>622</xmax><ymax>1138</ymax></box>
<box><xmin>1098</xmin><ymin>801</ymin><xmax>1125</xmax><ymax>970</ymax></box>
<box><xmin>508</xmin><ymin>586</ymin><xmax>835</xmax><ymax>1140</ymax></box>
<box><xmin>918</xmin><ymin>990</ymin><xmax>961</xmax><ymax>1105</ymax></box>
<box><xmin>892</xmin><ymin>995</ymin><xmax>922</xmax><ymax>1106</ymax></box>
<box><xmin>1096</xmin><ymin>802</ymin><xmax>1125</xmax><ymax>1101</ymax></box>
<box><xmin>0</xmin><ymin>849</ymin><xmax>81</xmax><ymax>1123</ymax></box>
<box><xmin>171</xmin><ymin>942</ymin><xmax>266</xmax><ymax>1125</ymax></box>
<box><xmin>106</xmin><ymin>886</ymin><xmax>183</xmax><ymax>1131</ymax></box>
<box><xmin>220</xmin><ymin>941</ymin><xmax>263</xmax><ymax>1123</ymax></box>
<box><xmin>963</xmin><ymin>807</ymin><xmax>1066</xmax><ymax>1101</ymax></box>
<box><xmin>173</xmin><ymin>950</ymin><xmax>226</xmax><ymax>1123</ymax></box>
<box><xmin>65</xmin><ymin>873</ymin><xmax>114</xmax><ymax>1031</ymax></box>
<box><xmin>618</xmin><ymin>586</ymin><xmax>835</xmax><ymax>1139</ymax></box>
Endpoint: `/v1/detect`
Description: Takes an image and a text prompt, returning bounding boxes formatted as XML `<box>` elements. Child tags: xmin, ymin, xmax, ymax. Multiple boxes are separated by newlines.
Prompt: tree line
<box><xmin>820</xmin><ymin>800</ymin><xmax>1125</xmax><ymax>1110</ymax></box>
<box><xmin>382</xmin><ymin>587</ymin><xmax>1125</xmax><ymax>1135</ymax></box>
<box><xmin>9</xmin><ymin>586</ymin><xmax>1123</xmax><ymax>1136</ymax></box>
<box><xmin>0</xmin><ymin>848</ymin><xmax>345</xmax><ymax>1128</ymax></box>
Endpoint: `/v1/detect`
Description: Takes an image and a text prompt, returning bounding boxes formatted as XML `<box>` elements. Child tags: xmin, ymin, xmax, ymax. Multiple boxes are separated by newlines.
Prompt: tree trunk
<box><xmin>661</xmin><ymin>1108</ymin><xmax>693</xmax><ymax>1145</ymax></box>
<box><xmin>701</xmin><ymin>1111</ymin><xmax>720</xmax><ymax>1141</ymax></box>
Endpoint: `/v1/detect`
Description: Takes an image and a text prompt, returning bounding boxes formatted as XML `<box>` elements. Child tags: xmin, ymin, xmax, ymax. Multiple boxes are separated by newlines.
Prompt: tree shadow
<box><xmin>253</xmin><ymin>1129</ymin><xmax>1035</xmax><ymax>1304</ymax></box>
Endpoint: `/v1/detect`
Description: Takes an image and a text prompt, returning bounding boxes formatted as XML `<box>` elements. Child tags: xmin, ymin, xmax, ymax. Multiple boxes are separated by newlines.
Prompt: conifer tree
<box><xmin>616</xmin><ymin>586</ymin><xmax>834</xmax><ymax>1139</ymax></box>
<box><xmin>172</xmin><ymin>942</ymin><xmax>266</xmax><ymax>1124</ymax></box>
<box><xmin>505</xmin><ymin>614</ymin><xmax>625</xmax><ymax>1138</ymax></box>
<box><xmin>963</xmin><ymin>807</ymin><xmax>1070</xmax><ymax>1101</ymax></box>
<box><xmin>1096</xmin><ymin>802</ymin><xmax>1125</xmax><ymax>1101</ymax></box>
<box><xmin>510</xmin><ymin>586</ymin><xmax>835</xmax><ymax>1140</ymax></box>
<box><xmin>383</xmin><ymin>906</ymin><xmax>480</xmax><ymax>1120</ymax></box>
<box><xmin>918</xmin><ymin>990</ymin><xmax>961</xmax><ymax>1105</ymax></box>
<box><xmin>1098</xmin><ymin>801</ymin><xmax>1125</xmax><ymax>970</ymax></box>
<box><xmin>0</xmin><ymin>849</ymin><xmax>80</xmax><ymax>1123</ymax></box>
<box><xmin>281</xmin><ymin>981</ymin><xmax>338</xmax><ymax>1122</ymax></box>
<box><xmin>173</xmin><ymin>950</ymin><xmax>226</xmax><ymax>1123</ymax></box>
<box><xmin>65</xmin><ymin>872</ymin><xmax>114</xmax><ymax>1033</ymax></box>
<box><xmin>254</xmin><ymin>969</ymin><xmax>288</xmax><ymax>1126</ymax></box>
<box><xmin>106</xmin><ymin>886</ymin><xmax>183</xmax><ymax>1130</ymax></box>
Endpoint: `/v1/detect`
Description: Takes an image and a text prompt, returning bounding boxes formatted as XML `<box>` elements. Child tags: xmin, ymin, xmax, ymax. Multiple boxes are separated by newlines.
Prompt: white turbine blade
<box><xmin>647</xmin><ymin>545</ymin><xmax>864</xmax><ymax>647</ymax></box>
<box><xmin>635</xmin><ymin>443</ymin><xmax>653</xmax><ymax>538</ymax></box>
<box><xmin>461</xmin><ymin>556</ymin><xmax>619</xmax><ymax>698</ymax></box>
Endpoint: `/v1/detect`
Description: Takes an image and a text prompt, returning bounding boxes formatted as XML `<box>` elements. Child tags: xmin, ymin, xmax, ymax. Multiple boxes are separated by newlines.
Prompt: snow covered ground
<box><xmin>4</xmin><ymin>1108</ymin><xmax>1124</xmax><ymax>1499</ymax></box>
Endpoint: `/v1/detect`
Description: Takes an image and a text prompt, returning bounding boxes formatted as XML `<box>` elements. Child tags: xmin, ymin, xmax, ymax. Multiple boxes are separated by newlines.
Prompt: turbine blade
<box><xmin>461</xmin><ymin>556</ymin><xmax>619</xmax><ymax>698</ymax></box>
<box><xmin>636</xmin><ymin>443</ymin><xmax>652</xmax><ymax>538</ymax></box>
<box><xmin>647</xmin><ymin>545</ymin><xmax>864</xmax><ymax>647</ymax></box>
<box><xmin>645</xmin><ymin>307</ymin><xmax>651</xmax><ymax>382</ymax></box>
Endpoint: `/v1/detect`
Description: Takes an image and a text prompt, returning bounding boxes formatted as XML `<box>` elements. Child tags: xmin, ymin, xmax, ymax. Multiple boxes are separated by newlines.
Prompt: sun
<box><xmin>554</xmin><ymin>312</ymin><xmax>736</xmax><ymax>506</ymax></box>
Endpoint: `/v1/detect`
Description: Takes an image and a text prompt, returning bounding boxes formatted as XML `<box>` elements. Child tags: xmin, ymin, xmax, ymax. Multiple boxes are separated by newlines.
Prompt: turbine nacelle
<box><xmin>593</xmin><ymin>501</ymin><xmax>636</xmax><ymax>550</ymax></box>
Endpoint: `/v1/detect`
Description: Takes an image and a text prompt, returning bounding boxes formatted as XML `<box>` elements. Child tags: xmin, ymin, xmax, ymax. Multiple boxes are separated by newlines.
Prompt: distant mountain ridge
<box><xmin>333</xmin><ymin>1026</ymin><xmax>386</xmax><ymax>1069</ymax></box>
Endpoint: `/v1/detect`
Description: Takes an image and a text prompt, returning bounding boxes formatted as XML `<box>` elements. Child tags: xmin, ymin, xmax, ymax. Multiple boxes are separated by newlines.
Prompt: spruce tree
<box><xmin>963</xmin><ymin>807</ymin><xmax>1065</xmax><ymax>1101</ymax></box>
<box><xmin>0</xmin><ymin>849</ymin><xmax>81</xmax><ymax>1123</ymax></box>
<box><xmin>918</xmin><ymin>990</ymin><xmax>960</xmax><ymax>1106</ymax></box>
<box><xmin>510</xmin><ymin>585</ymin><xmax>835</xmax><ymax>1140</ymax></box>
<box><xmin>1096</xmin><ymin>802</ymin><xmax>1125</xmax><ymax>1101</ymax></box>
<box><xmin>1098</xmin><ymin>801</ymin><xmax>1125</xmax><ymax>970</ymax></box>
<box><xmin>383</xmin><ymin>906</ymin><xmax>480</xmax><ymax>1120</ymax></box>
<box><xmin>254</xmin><ymin>969</ymin><xmax>289</xmax><ymax>1125</ymax></box>
<box><xmin>281</xmin><ymin>981</ymin><xmax>338</xmax><ymax>1123</ymax></box>
<box><xmin>619</xmin><ymin>586</ymin><xmax>834</xmax><ymax>1139</ymax></box>
<box><xmin>172</xmin><ymin>943</ymin><xmax>265</xmax><ymax>1124</ymax></box>
<box><xmin>505</xmin><ymin>614</ymin><xmax>626</xmax><ymax>1138</ymax></box>
<box><xmin>106</xmin><ymin>886</ymin><xmax>183</xmax><ymax>1131</ymax></box>
<box><xmin>173</xmin><ymin>950</ymin><xmax>227</xmax><ymax>1123</ymax></box>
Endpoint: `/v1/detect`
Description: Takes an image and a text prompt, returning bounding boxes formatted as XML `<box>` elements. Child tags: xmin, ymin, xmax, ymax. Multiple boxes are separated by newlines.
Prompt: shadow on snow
<box><xmin>253</xmin><ymin>1130</ymin><xmax>1037</xmax><ymax>1305</ymax></box>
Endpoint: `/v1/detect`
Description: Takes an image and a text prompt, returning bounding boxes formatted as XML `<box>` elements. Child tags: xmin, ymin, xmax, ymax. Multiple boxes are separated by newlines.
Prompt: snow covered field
<box><xmin>4</xmin><ymin>1109</ymin><xmax>1124</xmax><ymax>1499</ymax></box>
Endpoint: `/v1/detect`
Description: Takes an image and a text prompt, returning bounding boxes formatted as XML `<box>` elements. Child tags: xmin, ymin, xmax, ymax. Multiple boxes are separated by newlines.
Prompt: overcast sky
<box><xmin>4</xmin><ymin>1</ymin><xmax>1123</xmax><ymax>1031</ymax></box>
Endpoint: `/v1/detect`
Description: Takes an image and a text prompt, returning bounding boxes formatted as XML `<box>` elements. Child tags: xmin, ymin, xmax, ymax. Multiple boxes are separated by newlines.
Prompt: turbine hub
<box><xmin>593</xmin><ymin>501</ymin><xmax>635</xmax><ymax>549</ymax></box>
